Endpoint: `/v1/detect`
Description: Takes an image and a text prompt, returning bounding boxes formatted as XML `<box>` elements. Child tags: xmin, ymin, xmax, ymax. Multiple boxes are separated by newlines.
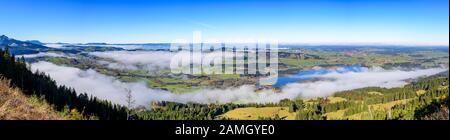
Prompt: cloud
<box><xmin>30</xmin><ymin>61</ymin><xmax>447</xmax><ymax>107</ymax></box>
<box><xmin>89</xmin><ymin>51</ymin><xmax>240</xmax><ymax>73</ymax></box>
<box><xmin>82</xmin><ymin>44</ymin><xmax>144</xmax><ymax>50</ymax></box>
<box><xmin>17</xmin><ymin>52</ymin><xmax>72</xmax><ymax>58</ymax></box>
<box><xmin>44</xmin><ymin>43</ymin><xmax>66</xmax><ymax>48</ymax></box>
<box><xmin>89</xmin><ymin>51</ymin><xmax>175</xmax><ymax>72</ymax></box>
<box><xmin>170</xmin><ymin>67</ymin><xmax>447</xmax><ymax>104</ymax></box>
<box><xmin>280</xmin><ymin>67</ymin><xmax>447</xmax><ymax>98</ymax></box>
<box><xmin>30</xmin><ymin>61</ymin><xmax>173</xmax><ymax>106</ymax></box>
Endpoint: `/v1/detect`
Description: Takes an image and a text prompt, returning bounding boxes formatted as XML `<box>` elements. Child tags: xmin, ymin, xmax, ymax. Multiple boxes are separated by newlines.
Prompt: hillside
<box><xmin>1</xmin><ymin>48</ymin><xmax>128</xmax><ymax>120</ymax></box>
<box><xmin>0</xmin><ymin>77</ymin><xmax>64</xmax><ymax>120</ymax></box>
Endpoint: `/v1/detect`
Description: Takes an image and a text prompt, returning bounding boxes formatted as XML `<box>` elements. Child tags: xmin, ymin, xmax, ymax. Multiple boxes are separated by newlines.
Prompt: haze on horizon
<box><xmin>0</xmin><ymin>0</ymin><xmax>448</xmax><ymax>46</ymax></box>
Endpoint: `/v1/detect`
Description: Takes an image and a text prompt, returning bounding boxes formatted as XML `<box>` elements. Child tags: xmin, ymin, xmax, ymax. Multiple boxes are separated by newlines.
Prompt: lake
<box><xmin>272</xmin><ymin>64</ymin><xmax>364</xmax><ymax>88</ymax></box>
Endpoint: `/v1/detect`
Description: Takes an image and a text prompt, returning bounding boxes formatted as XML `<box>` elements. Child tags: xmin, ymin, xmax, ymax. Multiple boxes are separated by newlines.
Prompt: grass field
<box><xmin>0</xmin><ymin>78</ymin><xmax>65</xmax><ymax>120</ymax></box>
<box><xmin>324</xmin><ymin>109</ymin><xmax>348</xmax><ymax>120</ymax></box>
<box><xmin>325</xmin><ymin>99</ymin><xmax>412</xmax><ymax>120</ymax></box>
<box><xmin>369</xmin><ymin>99</ymin><xmax>412</xmax><ymax>111</ymax></box>
<box><xmin>220</xmin><ymin>107</ymin><xmax>296</xmax><ymax>120</ymax></box>
<box><xmin>326</xmin><ymin>97</ymin><xmax>347</xmax><ymax>103</ymax></box>
<box><xmin>416</xmin><ymin>90</ymin><xmax>427</xmax><ymax>96</ymax></box>
<box><xmin>368</xmin><ymin>91</ymin><xmax>383</xmax><ymax>96</ymax></box>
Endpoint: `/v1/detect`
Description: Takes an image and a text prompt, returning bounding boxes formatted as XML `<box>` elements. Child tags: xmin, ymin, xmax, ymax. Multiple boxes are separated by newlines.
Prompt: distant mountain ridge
<box><xmin>25</xmin><ymin>40</ymin><xmax>45</xmax><ymax>45</ymax></box>
<box><xmin>0</xmin><ymin>35</ymin><xmax>125</xmax><ymax>55</ymax></box>
<box><xmin>0</xmin><ymin>35</ymin><xmax>47</xmax><ymax>48</ymax></box>
<box><xmin>0</xmin><ymin>35</ymin><xmax>51</xmax><ymax>55</ymax></box>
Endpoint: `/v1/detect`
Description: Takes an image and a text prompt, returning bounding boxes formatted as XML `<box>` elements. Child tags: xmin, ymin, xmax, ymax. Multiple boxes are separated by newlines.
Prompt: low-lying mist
<box><xmin>18</xmin><ymin>52</ymin><xmax>72</xmax><ymax>58</ymax></box>
<box><xmin>89</xmin><ymin>51</ymin><xmax>244</xmax><ymax>73</ymax></box>
<box><xmin>31</xmin><ymin>61</ymin><xmax>447</xmax><ymax>107</ymax></box>
<box><xmin>89</xmin><ymin>51</ymin><xmax>174</xmax><ymax>71</ymax></box>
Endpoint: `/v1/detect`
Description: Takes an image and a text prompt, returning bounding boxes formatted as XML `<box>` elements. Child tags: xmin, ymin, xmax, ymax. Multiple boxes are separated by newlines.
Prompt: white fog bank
<box><xmin>31</xmin><ymin>61</ymin><xmax>447</xmax><ymax>107</ymax></box>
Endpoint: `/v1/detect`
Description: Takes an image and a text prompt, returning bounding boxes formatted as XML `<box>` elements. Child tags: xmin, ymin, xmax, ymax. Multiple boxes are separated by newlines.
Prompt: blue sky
<box><xmin>0</xmin><ymin>0</ymin><xmax>448</xmax><ymax>45</ymax></box>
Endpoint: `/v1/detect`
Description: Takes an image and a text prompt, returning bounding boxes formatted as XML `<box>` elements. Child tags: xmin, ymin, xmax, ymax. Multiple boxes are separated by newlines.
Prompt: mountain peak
<box><xmin>0</xmin><ymin>35</ymin><xmax>10</xmax><ymax>44</ymax></box>
<box><xmin>0</xmin><ymin>35</ymin><xmax>9</xmax><ymax>40</ymax></box>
